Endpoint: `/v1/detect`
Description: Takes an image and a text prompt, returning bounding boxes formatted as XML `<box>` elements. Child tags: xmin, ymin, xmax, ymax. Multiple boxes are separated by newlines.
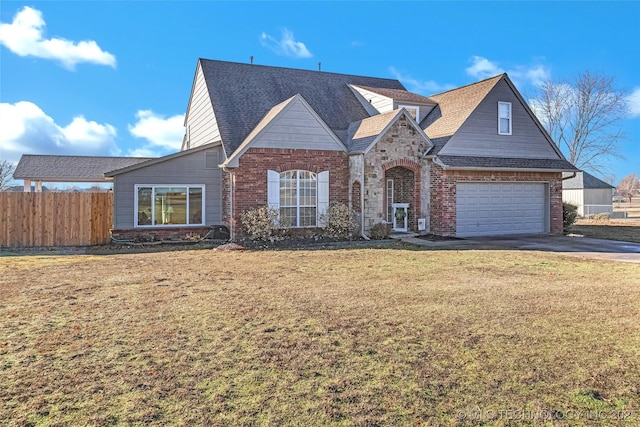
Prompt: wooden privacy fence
<box><xmin>0</xmin><ymin>192</ymin><xmax>113</xmax><ymax>248</ymax></box>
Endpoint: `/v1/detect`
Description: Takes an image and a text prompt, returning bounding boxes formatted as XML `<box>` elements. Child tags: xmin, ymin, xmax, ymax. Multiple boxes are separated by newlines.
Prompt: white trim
<box><xmin>386</xmin><ymin>178</ymin><xmax>394</xmax><ymax>223</ymax></box>
<box><xmin>398</xmin><ymin>105</ymin><xmax>420</xmax><ymax>122</ymax></box>
<box><xmin>317</xmin><ymin>171</ymin><xmax>329</xmax><ymax>227</ymax></box>
<box><xmin>134</xmin><ymin>184</ymin><xmax>206</xmax><ymax>228</ymax></box>
<box><xmin>498</xmin><ymin>101</ymin><xmax>512</xmax><ymax>135</ymax></box>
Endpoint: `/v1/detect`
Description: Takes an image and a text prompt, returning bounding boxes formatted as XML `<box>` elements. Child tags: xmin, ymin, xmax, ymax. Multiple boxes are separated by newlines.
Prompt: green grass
<box><xmin>1</xmin><ymin>247</ymin><xmax>639</xmax><ymax>426</ymax></box>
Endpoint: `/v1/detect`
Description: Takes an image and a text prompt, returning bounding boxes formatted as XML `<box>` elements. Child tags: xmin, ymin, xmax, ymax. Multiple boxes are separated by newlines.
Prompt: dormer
<box><xmin>349</xmin><ymin>84</ymin><xmax>437</xmax><ymax>123</ymax></box>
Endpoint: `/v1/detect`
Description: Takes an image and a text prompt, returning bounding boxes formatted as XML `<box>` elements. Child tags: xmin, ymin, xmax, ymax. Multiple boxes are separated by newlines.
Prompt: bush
<box><xmin>322</xmin><ymin>202</ymin><xmax>358</xmax><ymax>239</ymax></box>
<box><xmin>592</xmin><ymin>212</ymin><xmax>610</xmax><ymax>223</ymax></box>
<box><xmin>240</xmin><ymin>206</ymin><xmax>279</xmax><ymax>240</ymax></box>
<box><xmin>563</xmin><ymin>202</ymin><xmax>578</xmax><ymax>233</ymax></box>
<box><xmin>369</xmin><ymin>222</ymin><xmax>391</xmax><ymax>240</ymax></box>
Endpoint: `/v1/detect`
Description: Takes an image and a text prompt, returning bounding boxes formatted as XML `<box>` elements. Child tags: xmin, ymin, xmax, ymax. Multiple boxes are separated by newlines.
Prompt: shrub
<box><xmin>240</xmin><ymin>206</ymin><xmax>279</xmax><ymax>240</ymax></box>
<box><xmin>592</xmin><ymin>212</ymin><xmax>610</xmax><ymax>223</ymax></box>
<box><xmin>322</xmin><ymin>202</ymin><xmax>358</xmax><ymax>239</ymax></box>
<box><xmin>563</xmin><ymin>202</ymin><xmax>578</xmax><ymax>233</ymax></box>
<box><xmin>369</xmin><ymin>222</ymin><xmax>391</xmax><ymax>240</ymax></box>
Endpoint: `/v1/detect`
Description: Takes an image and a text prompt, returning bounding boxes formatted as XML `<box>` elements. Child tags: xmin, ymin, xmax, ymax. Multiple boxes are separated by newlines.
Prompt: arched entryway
<box><xmin>385</xmin><ymin>166</ymin><xmax>416</xmax><ymax>231</ymax></box>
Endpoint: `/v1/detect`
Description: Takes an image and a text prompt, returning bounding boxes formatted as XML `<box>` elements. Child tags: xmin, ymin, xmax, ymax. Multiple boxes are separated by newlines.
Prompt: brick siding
<box><xmin>230</xmin><ymin>148</ymin><xmax>349</xmax><ymax>236</ymax></box>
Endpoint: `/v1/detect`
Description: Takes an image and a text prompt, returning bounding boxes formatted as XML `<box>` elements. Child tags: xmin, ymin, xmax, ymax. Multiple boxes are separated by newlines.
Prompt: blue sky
<box><xmin>1</xmin><ymin>1</ymin><xmax>639</xmax><ymax>185</ymax></box>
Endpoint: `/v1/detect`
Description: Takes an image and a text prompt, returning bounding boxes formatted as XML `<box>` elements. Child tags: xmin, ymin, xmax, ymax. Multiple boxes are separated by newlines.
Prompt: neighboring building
<box><xmin>13</xmin><ymin>155</ymin><xmax>152</xmax><ymax>192</ymax></box>
<box><xmin>562</xmin><ymin>171</ymin><xmax>615</xmax><ymax>216</ymax></box>
<box><xmin>17</xmin><ymin>59</ymin><xmax>579</xmax><ymax>240</ymax></box>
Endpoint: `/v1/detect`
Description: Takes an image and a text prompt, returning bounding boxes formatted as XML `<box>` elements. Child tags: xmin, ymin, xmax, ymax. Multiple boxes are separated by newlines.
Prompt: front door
<box><xmin>392</xmin><ymin>203</ymin><xmax>409</xmax><ymax>232</ymax></box>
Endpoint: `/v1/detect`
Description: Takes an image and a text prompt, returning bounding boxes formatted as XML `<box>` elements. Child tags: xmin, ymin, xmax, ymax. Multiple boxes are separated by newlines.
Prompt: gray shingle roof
<box><xmin>436</xmin><ymin>155</ymin><xmax>579</xmax><ymax>171</ymax></box>
<box><xmin>14</xmin><ymin>155</ymin><xmax>154</xmax><ymax>181</ymax></box>
<box><xmin>427</xmin><ymin>136</ymin><xmax>451</xmax><ymax>156</ymax></box>
<box><xmin>562</xmin><ymin>171</ymin><xmax>614</xmax><ymax>189</ymax></box>
<box><xmin>199</xmin><ymin>59</ymin><xmax>406</xmax><ymax>156</ymax></box>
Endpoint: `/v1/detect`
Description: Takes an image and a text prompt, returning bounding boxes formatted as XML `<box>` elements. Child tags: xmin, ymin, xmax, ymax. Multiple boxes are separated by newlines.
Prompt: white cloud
<box><xmin>465</xmin><ymin>56</ymin><xmax>505</xmax><ymax>80</ymax></box>
<box><xmin>627</xmin><ymin>87</ymin><xmax>640</xmax><ymax>118</ymax></box>
<box><xmin>0</xmin><ymin>6</ymin><xmax>116</xmax><ymax>69</ymax></box>
<box><xmin>466</xmin><ymin>56</ymin><xmax>551</xmax><ymax>87</ymax></box>
<box><xmin>0</xmin><ymin>101</ymin><xmax>119</xmax><ymax>163</ymax></box>
<box><xmin>260</xmin><ymin>29</ymin><xmax>312</xmax><ymax>58</ymax></box>
<box><xmin>388</xmin><ymin>67</ymin><xmax>455</xmax><ymax>95</ymax></box>
<box><xmin>127</xmin><ymin>110</ymin><xmax>184</xmax><ymax>156</ymax></box>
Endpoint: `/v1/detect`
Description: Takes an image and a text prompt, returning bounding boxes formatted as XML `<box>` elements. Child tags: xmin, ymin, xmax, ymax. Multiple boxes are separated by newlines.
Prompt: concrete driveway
<box><xmin>464</xmin><ymin>234</ymin><xmax>640</xmax><ymax>263</ymax></box>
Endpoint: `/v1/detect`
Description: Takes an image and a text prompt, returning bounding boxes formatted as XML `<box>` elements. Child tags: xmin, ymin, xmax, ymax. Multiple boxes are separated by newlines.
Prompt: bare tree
<box><xmin>0</xmin><ymin>160</ymin><xmax>16</xmax><ymax>191</ymax></box>
<box><xmin>618</xmin><ymin>173</ymin><xmax>639</xmax><ymax>202</ymax></box>
<box><xmin>601</xmin><ymin>173</ymin><xmax>617</xmax><ymax>186</ymax></box>
<box><xmin>532</xmin><ymin>71</ymin><xmax>629</xmax><ymax>174</ymax></box>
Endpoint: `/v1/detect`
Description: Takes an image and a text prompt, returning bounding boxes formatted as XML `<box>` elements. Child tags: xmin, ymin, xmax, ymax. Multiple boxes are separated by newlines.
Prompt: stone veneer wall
<box><xmin>430</xmin><ymin>164</ymin><xmax>563</xmax><ymax>236</ymax></box>
<box><xmin>361</xmin><ymin>116</ymin><xmax>431</xmax><ymax>233</ymax></box>
<box><xmin>230</xmin><ymin>148</ymin><xmax>349</xmax><ymax>236</ymax></box>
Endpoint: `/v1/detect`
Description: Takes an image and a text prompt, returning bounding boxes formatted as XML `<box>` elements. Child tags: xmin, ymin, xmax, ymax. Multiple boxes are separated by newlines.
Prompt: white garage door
<box><xmin>456</xmin><ymin>182</ymin><xmax>546</xmax><ymax>237</ymax></box>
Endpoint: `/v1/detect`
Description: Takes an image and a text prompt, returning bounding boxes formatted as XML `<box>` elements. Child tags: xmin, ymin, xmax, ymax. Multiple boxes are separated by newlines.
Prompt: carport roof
<box><xmin>13</xmin><ymin>155</ymin><xmax>154</xmax><ymax>182</ymax></box>
<box><xmin>562</xmin><ymin>171</ymin><xmax>614</xmax><ymax>189</ymax></box>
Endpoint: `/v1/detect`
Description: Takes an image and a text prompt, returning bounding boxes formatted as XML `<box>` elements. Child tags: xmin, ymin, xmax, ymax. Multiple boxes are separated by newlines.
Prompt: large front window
<box><xmin>135</xmin><ymin>185</ymin><xmax>204</xmax><ymax>227</ymax></box>
<box><xmin>279</xmin><ymin>170</ymin><xmax>317</xmax><ymax>227</ymax></box>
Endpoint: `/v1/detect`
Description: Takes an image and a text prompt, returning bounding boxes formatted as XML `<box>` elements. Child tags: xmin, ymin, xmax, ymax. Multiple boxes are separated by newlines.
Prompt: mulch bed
<box><xmin>415</xmin><ymin>233</ymin><xmax>464</xmax><ymax>242</ymax></box>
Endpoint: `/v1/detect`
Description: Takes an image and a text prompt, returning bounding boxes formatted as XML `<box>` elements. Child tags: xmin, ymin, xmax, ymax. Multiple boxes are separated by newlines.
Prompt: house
<box><xmin>562</xmin><ymin>171</ymin><xmax>615</xmax><ymax>217</ymax></box>
<box><xmin>101</xmin><ymin>58</ymin><xmax>577</xmax><ymax>240</ymax></box>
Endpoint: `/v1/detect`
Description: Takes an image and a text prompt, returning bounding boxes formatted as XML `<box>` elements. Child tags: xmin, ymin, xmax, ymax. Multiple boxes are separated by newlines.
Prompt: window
<box><xmin>278</xmin><ymin>170</ymin><xmax>317</xmax><ymax>227</ymax></box>
<box><xmin>386</xmin><ymin>179</ymin><xmax>394</xmax><ymax>223</ymax></box>
<box><xmin>135</xmin><ymin>185</ymin><xmax>204</xmax><ymax>227</ymax></box>
<box><xmin>498</xmin><ymin>102</ymin><xmax>512</xmax><ymax>135</ymax></box>
<box><xmin>267</xmin><ymin>169</ymin><xmax>329</xmax><ymax>228</ymax></box>
<box><xmin>398</xmin><ymin>105</ymin><xmax>419</xmax><ymax>121</ymax></box>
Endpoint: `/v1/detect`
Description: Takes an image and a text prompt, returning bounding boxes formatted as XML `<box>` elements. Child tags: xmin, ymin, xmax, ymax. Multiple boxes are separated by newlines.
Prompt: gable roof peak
<box><xmin>347</xmin><ymin>108</ymin><xmax>432</xmax><ymax>154</ymax></box>
<box><xmin>422</xmin><ymin>74</ymin><xmax>504</xmax><ymax>139</ymax></box>
<box><xmin>428</xmin><ymin>73</ymin><xmax>504</xmax><ymax>98</ymax></box>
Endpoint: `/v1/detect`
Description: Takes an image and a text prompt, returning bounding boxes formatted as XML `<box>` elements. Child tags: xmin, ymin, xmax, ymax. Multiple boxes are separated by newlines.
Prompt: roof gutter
<box><xmin>562</xmin><ymin>172</ymin><xmax>577</xmax><ymax>180</ymax></box>
<box><xmin>433</xmin><ymin>156</ymin><xmax>448</xmax><ymax>170</ymax></box>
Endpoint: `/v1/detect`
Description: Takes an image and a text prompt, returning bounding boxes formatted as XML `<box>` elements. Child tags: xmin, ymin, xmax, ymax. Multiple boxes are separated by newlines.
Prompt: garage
<box><xmin>456</xmin><ymin>182</ymin><xmax>547</xmax><ymax>237</ymax></box>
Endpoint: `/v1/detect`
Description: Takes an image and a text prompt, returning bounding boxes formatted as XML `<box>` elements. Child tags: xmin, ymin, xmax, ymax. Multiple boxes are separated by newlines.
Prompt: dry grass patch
<box><xmin>1</xmin><ymin>248</ymin><xmax>639</xmax><ymax>426</ymax></box>
<box><xmin>571</xmin><ymin>219</ymin><xmax>640</xmax><ymax>243</ymax></box>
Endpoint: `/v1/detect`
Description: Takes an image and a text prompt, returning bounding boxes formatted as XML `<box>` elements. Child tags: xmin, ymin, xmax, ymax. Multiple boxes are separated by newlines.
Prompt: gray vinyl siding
<box><xmin>439</xmin><ymin>79</ymin><xmax>560</xmax><ymax>159</ymax></box>
<box><xmin>112</xmin><ymin>146</ymin><xmax>224</xmax><ymax>229</ymax></box>
<box><xmin>185</xmin><ymin>63</ymin><xmax>221</xmax><ymax>150</ymax></box>
<box><xmin>350</xmin><ymin>86</ymin><xmax>394</xmax><ymax>114</ymax></box>
<box><xmin>251</xmin><ymin>97</ymin><xmax>345</xmax><ymax>151</ymax></box>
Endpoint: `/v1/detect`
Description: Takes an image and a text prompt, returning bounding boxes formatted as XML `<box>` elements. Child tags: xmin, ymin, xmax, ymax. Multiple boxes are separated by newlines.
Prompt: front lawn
<box><xmin>1</xmin><ymin>248</ymin><xmax>639</xmax><ymax>426</ymax></box>
<box><xmin>570</xmin><ymin>219</ymin><xmax>640</xmax><ymax>243</ymax></box>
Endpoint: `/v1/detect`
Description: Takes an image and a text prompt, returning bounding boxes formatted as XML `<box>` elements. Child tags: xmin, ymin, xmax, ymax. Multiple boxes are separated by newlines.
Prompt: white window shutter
<box><xmin>267</xmin><ymin>170</ymin><xmax>280</xmax><ymax>211</ymax></box>
<box><xmin>317</xmin><ymin>171</ymin><xmax>329</xmax><ymax>227</ymax></box>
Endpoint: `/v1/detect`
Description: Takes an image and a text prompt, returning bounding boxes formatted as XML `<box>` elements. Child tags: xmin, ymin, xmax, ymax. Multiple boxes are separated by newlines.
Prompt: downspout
<box><xmin>360</xmin><ymin>154</ymin><xmax>369</xmax><ymax>240</ymax></box>
<box><xmin>222</xmin><ymin>166</ymin><xmax>234</xmax><ymax>241</ymax></box>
